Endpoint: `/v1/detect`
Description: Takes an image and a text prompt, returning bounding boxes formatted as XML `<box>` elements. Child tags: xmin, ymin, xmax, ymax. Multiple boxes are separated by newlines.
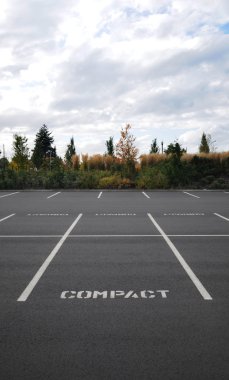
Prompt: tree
<box><xmin>116</xmin><ymin>124</ymin><xmax>138</xmax><ymax>178</ymax></box>
<box><xmin>116</xmin><ymin>124</ymin><xmax>138</xmax><ymax>163</ymax></box>
<box><xmin>12</xmin><ymin>134</ymin><xmax>30</xmax><ymax>170</ymax></box>
<box><xmin>106</xmin><ymin>137</ymin><xmax>114</xmax><ymax>156</ymax></box>
<box><xmin>164</xmin><ymin>141</ymin><xmax>186</xmax><ymax>187</ymax></box>
<box><xmin>150</xmin><ymin>138</ymin><xmax>159</xmax><ymax>154</ymax></box>
<box><xmin>51</xmin><ymin>156</ymin><xmax>64</xmax><ymax>171</ymax></box>
<box><xmin>65</xmin><ymin>137</ymin><xmax>76</xmax><ymax>165</ymax></box>
<box><xmin>165</xmin><ymin>141</ymin><xmax>186</xmax><ymax>161</ymax></box>
<box><xmin>31</xmin><ymin>124</ymin><xmax>55</xmax><ymax>169</ymax></box>
<box><xmin>0</xmin><ymin>157</ymin><xmax>9</xmax><ymax>170</ymax></box>
<box><xmin>199</xmin><ymin>133</ymin><xmax>210</xmax><ymax>153</ymax></box>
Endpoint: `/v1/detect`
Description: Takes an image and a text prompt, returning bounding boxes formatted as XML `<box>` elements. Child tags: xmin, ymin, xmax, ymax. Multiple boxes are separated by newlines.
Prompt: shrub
<box><xmin>136</xmin><ymin>168</ymin><xmax>169</xmax><ymax>189</ymax></box>
<box><xmin>208</xmin><ymin>178</ymin><xmax>228</xmax><ymax>189</ymax></box>
<box><xmin>199</xmin><ymin>175</ymin><xmax>216</xmax><ymax>187</ymax></box>
<box><xmin>190</xmin><ymin>155</ymin><xmax>222</xmax><ymax>178</ymax></box>
<box><xmin>76</xmin><ymin>170</ymin><xmax>110</xmax><ymax>189</ymax></box>
<box><xmin>222</xmin><ymin>156</ymin><xmax>229</xmax><ymax>176</ymax></box>
<box><xmin>99</xmin><ymin>175</ymin><xmax>134</xmax><ymax>189</ymax></box>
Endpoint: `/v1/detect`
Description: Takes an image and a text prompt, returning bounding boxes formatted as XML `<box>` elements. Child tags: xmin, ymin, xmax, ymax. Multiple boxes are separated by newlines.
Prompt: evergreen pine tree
<box><xmin>31</xmin><ymin>124</ymin><xmax>55</xmax><ymax>169</ymax></box>
<box><xmin>106</xmin><ymin>137</ymin><xmax>114</xmax><ymax>156</ymax></box>
<box><xmin>12</xmin><ymin>134</ymin><xmax>30</xmax><ymax>170</ymax></box>
<box><xmin>199</xmin><ymin>133</ymin><xmax>210</xmax><ymax>153</ymax></box>
<box><xmin>65</xmin><ymin>137</ymin><xmax>76</xmax><ymax>164</ymax></box>
<box><xmin>150</xmin><ymin>138</ymin><xmax>159</xmax><ymax>153</ymax></box>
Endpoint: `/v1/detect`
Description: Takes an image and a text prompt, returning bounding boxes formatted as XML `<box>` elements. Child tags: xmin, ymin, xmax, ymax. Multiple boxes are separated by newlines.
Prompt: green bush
<box><xmin>76</xmin><ymin>170</ymin><xmax>110</xmax><ymax>189</ymax></box>
<box><xmin>222</xmin><ymin>157</ymin><xmax>229</xmax><ymax>176</ymax></box>
<box><xmin>99</xmin><ymin>175</ymin><xmax>134</xmax><ymax>189</ymax></box>
<box><xmin>200</xmin><ymin>175</ymin><xmax>216</xmax><ymax>187</ymax></box>
<box><xmin>208</xmin><ymin>178</ymin><xmax>228</xmax><ymax>189</ymax></box>
<box><xmin>0</xmin><ymin>156</ymin><xmax>228</xmax><ymax>189</ymax></box>
<box><xmin>136</xmin><ymin>168</ymin><xmax>169</xmax><ymax>189</ymax></box>
<box><xmin>190</xmin><ymin>155</ymin><xmax>222</xmax><ymax>178</ymax></box>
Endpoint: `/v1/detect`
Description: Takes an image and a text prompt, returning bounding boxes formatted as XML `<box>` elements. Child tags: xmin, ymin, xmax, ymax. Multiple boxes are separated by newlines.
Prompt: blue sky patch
<box><xmin>124</xmin><ymin>7</ymin><xmax>151</xmax><ymax>18</ymax></box>
<box><xmin>219</xmin><ymin>23</ymin><xmax>229</xmax><ymax>34</ymax></box>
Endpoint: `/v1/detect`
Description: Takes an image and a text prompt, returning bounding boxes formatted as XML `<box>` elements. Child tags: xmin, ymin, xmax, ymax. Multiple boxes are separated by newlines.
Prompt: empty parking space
<box><xmin>170</xmin><ymin>237</ymin><xmax>229</xmax><ymax>300</ymax></box>
<box><xmin>0</xmin><ymin>190</ymin><xmax>229</xmax><ymax>380</ymax></box>
<box><xmin>0</xmin><ymin>213</ymin><xmax>77</xmax><ymax>236</ymax></box>
<box><xmin>72</xmin><ymin>212</ymin><xmax>158</xmax><ymax>235</ymax></box>
<box><xmin>24</xmin><ymin>236</ymin><xmax>204</xmax><ymax>302</ymax></box>
<box><xmin>0</xmin><ymin>237</ymin><xmax>59</xmax><ymax>302</ymax></box>
<box><xmin>152</xmin><ymin>212</ymin><xmax>229</xmax><ymax>235</ymax></box>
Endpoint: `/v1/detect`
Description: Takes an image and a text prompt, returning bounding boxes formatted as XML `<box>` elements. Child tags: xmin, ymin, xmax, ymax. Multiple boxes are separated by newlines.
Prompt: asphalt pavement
<box><xmin>0</xmin><ymin>190</ymin><xmax>229</xmax><ymax>379</ymax></box>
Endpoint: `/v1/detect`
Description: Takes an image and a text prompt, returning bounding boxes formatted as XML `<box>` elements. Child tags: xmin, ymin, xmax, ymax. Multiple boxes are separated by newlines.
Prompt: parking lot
<box><xmin>0</xmin><ymin>190</ymin><xmax>229</xmax><ymax>379</ymax></box>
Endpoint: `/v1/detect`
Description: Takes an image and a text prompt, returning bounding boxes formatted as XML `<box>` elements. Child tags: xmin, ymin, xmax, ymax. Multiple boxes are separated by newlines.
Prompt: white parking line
<box><xmin>98</xmin><ymin>191</ymin><xmax>103</xmax><ymax>199</ymax></box>
<box><xmin>164</xmin><ymin>213</ymin><xmax>205</xmax><ymax>216</ymax></box>
<box><xmin>70</xmin><ymin>234</ymin><xmax>161</xmax><ymax>237</ymax></box>
<box><xmin>0</xmin><ymin>213</ymin><xmax>15</xmax><ymax>223</ymax></box>
<box><xmin>168</xmin><ymin>234</ymin><xmax>229</xmax><ymax>237</ymax></box>
<box><xmin>0</xmin><ymin>235</ymin><xmax>62</xmax><ymax>238</ymax></box>
<box><xmin>147</xmin><ymin>213</ymin><xmax>212</xmax><ymax>301</ymax></box>
<box><xmin>0</xmin><ymin>234</ymin><xmax>229</xmax><ymax>238</ymax></box>
<box><xmin>96</xmin><ymin>213</ymin><xmax>136</xmax><ymax>216</ymax></box>
<box><xmin>183</xmin><ymin>191</ymin><xmax>200</xmax><ymax>199</ymax></box>
<box><xmin>142</xmin><ymin>191</ymin><xmax>150</xmax><ymax>199</ymax></box>
<box><xmin>214</xmin><ymin>213</ymin><xmax>229</xmax><ymax>222</ymax></box>
<box><xmin>0</xmin><ymin>192</ymin><xmax>19</xmax><ymax>198</ymax></box>
<box><xmin>47</xmin><ymin>192</ymin><xmax>61</xmax><ymax>199</ymax></box>
<box><xmin>27</xmin><ymin>213</ymin><xmax>69</xmax><ymax>216</ymax></box>
<box><xmin>17</xmin><ymin>213</ymin><xmax>83</xmax><ymax>302</ymax></box>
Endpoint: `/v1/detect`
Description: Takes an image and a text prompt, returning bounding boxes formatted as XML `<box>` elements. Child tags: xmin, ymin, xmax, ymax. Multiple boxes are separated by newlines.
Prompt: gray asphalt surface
<box><xmin>0</xmin><ymin>190</ymin><xmax>229</xmax><ymax>379</ymax></box>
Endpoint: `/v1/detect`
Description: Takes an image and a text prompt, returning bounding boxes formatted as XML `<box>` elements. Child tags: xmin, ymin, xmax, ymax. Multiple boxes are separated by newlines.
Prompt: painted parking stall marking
<box><xmin>70</xmin><ymin>234</ymin><xmax>160</xmax><ymax>237</ymax></box>
<box><xmin>142</xmin><ymin>191</ymin><xmax>150</xmax><ymax>199</ymax></box>
<box><xmin>60</xmin><ymin>290</ymin><xmax>169</xmax><ymax>299</ymax></box>
<box><xmin>214</xmin><ymin>213</ymin><xmax>229</xmax><ymax>222</ymax></box>
<box><xmin>147</xmin><ymin>213</ymin><xmax>212</xmax><ymax>301</ymax></box>
<box><xmin>17</xmin><ymin>213</ymin><xmax>83</xmax><ymax>302</ymax></box>
<box><xmin>0</xmin><ymin>192</ymin><xmax>19</xmax><ymax>198</ymax></box>
<box><xmin>0</xmin><ymin>213</ymin><xmax>15</xmax><ymax>223</ymax></box>
<box><xmin>97</xmin><ymin>191</ymin><xmax>103</xmax><ymax>199</ymax></box>
<box><xmin>95</xmin><ymin>213</ymin><xmax>136</xmax><ymax>216</ymax></box>
<box><xmin>164</xmin><ymin>213</ymin><xmax>205</xmax><ymax>216</ymax></box>
<box><xmin>183</xmin><ymin>191</ymin><xmax>200</xmax><ymax>199</ymax></box>
<box><xmin>27</xmin><ymin>213</ymin><xmax>69</xmax><ymax>216</ymax></box>
<box><xmin>47</xmin><ymin>192</ymin><xmax>61</xmax><ymax>199</ymax></box>
<box><xmin>0</xmin><ymin>235</ymin><xmax>63</xmax><ymax>238</ymax></box>
<box><xmin>1</xmin><ymin>233</ymin><xmax>228</xmax><ymax>239</ymax></box>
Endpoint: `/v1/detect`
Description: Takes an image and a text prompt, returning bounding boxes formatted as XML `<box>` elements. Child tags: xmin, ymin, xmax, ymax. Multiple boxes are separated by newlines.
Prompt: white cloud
<box><xmin>0</xmin><ymin>0</ymin><xmax>229</xmax><ymax>158</ymax></box>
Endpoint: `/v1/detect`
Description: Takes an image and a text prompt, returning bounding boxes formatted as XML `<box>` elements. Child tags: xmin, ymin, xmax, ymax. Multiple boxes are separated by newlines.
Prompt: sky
<box><xmin>0</xmin><ymin>0</ymin><xmax>229</xmax><ymax>159</ymax></box>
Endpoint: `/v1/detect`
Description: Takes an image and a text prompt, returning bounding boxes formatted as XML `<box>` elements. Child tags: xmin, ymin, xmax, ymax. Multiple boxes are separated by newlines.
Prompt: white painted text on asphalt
<box><xmin>27</xmin><ymin>213</ymin><xmax>69</xmax><ymax>216</ymax></box>
<box><xmin>95</xmin><ymin>213</ymin><xmax>136</xmax><ymax>216</ymax></box>
<box><xmin>60</xmin><ymin>290</ymin><xmax>169</xmax><ymax>299</ymax></box>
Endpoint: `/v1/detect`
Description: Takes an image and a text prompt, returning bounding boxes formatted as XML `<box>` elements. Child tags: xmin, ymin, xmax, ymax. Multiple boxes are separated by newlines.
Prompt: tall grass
<box><xmin>182</xmin><ymin>152</ymin><xmax>229</xmax><ymax>162</ymax></box>
<box><xmin>140</xmin><ymin>154</ymin><xmax>166</xmax><ymax>168</ymax></box>
<box><xmin>140</xmin><ymin>152</ymin><xmax>229</xmax><ymax>168</ymax></box>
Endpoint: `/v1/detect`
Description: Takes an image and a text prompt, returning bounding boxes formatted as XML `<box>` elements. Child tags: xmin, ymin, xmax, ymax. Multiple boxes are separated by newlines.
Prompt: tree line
<box><xmin>4</xmin><ymin>124</ymin><xmax>215</xmax><ymax>170</ymax></box>
<box><xmin>0</xmin><ymin>124</ymin><xmax>228</xmax><ymax>189</ymax></box>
